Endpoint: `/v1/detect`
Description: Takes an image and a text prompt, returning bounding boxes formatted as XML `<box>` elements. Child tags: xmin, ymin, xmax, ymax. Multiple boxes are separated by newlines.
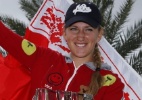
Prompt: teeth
<box><xmin>76</xmin><ymin>44</ymin><xmax>85</xmax><ymax>47</ymax></box>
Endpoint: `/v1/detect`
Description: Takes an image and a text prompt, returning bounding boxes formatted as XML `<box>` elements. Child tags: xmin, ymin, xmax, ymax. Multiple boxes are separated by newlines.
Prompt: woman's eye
<box><xmin>70</xmin><ymin>27</ymin><xmax>77</xmax><ymax>31</ymax></box>
<box><xmin>85</xmin><ymin>28</ymin><xmax>93</xmax><ymax>32</ymax></box>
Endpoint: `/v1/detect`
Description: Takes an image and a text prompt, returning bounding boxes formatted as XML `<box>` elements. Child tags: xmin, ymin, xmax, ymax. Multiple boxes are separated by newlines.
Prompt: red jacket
<box><xmin>0</xmin><ymin>21</ymin><xmax>124</xmax><ymax>100</ymax></box>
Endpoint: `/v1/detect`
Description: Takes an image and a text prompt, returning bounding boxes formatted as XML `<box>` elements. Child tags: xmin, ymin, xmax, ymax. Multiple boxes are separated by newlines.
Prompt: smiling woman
<box><xmin>0</xmin><ymin>1</ymin><xmax>125</xmax><ymax>100</ymax></box>
<box><xmin>64</xmin><ymin>22</ymin><xmax>102</xmax><ymax>65</ymax></box>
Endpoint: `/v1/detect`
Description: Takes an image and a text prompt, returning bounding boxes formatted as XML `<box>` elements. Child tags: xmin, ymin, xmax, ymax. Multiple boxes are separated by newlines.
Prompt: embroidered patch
<box><xmin>103</xmin><ymin>74</ymin><xmax>116</xmax><ymax>86</ymax></box>
<box><xmin>21</xmin><ymin>39</ymin><xmax>36</xmax><ymax>55</ymax></box>
<box><xmin>47</xmin><ymin>73</ymin><xmax>63</xmax><ymax>86</ymax></box>
<box><xmin>73</xmin><ymin>4</ymin><xmax>92</xmax><ymax>15</ymax></box>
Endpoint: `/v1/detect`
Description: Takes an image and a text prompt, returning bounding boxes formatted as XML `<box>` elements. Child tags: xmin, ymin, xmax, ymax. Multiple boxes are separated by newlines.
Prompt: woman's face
<box><xmin>64</xmin><ymin>22</ymin><xmax>102</xmax><ymax>60</ymax></box>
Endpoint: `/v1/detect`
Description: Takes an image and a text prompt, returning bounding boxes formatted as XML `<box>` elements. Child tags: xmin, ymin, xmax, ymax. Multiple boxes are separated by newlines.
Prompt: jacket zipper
<box><xmin>65</xmin><ymin>61</ymin><xmax>82</xmax><ymax>91</ymax></box>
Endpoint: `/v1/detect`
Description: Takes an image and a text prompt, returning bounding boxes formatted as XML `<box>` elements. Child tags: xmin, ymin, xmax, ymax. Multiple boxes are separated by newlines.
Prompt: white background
<box><xmin>0</xmin><ymin>0</ymin><xmax>142</xmax><ymax>28</ymax></box>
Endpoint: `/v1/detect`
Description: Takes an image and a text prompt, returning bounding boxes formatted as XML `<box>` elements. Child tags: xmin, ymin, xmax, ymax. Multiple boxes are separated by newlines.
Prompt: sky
<box><xmin>0</xmin><ymin>0</ymin><xmax>29</xmax><ymax>23</ymax></box>
<box><xmin>113</xmin><ymin>0</ymin><xmax>142</xmax><ymax>29</ymax></box>
<box><xmin>0</xmin><ymin>0</ymin><xmax>142</xmax><ymax>28</ymax></box>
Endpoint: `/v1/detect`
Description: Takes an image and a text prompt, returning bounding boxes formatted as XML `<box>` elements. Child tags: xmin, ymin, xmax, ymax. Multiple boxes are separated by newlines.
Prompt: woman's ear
<box><xmin>97</xmin><ymin>27</ymin><xmax>104</xmax><ymax>42</ymax></box>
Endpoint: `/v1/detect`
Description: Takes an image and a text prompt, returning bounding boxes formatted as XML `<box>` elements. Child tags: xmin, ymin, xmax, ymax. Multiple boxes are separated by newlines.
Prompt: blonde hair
<box><xmin>84</xmin><ymin>26</ymin><xmax>104</xmax><ymax>95</ymax></box>
<box><xmin>88</xmin><ymin>43</ymin><xmax>104</xmax><ymax>95</ymax></box>
<box><xmin>89</xmin><ymin>26</ymin><xmax>104</xmax><ymax>95</ymax></box>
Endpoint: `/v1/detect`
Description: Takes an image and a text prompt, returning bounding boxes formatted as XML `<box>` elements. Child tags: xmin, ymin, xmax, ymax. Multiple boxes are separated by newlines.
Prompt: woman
<box><xmin>0</xmin><ymin>2</ymin><xmax>124</xmax><ymax>100</ymax></box>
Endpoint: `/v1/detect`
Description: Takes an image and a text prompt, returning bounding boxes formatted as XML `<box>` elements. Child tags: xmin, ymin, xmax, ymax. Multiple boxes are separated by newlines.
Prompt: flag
<box><xmin>25</xmin><ymin>0</ymin><xmax>71</xmax><ymax>55</ymax></box>
<box><xmin>99</xmin><ymin>37</ymin><xmax>142</xmax><ymax>100</ymax></box>
<box><xmin>0</xmin><ymin>54</ymin><xmax>31</xmax><ymax>100</ymax></box>
<box><xmin>25</xmin><ymin>0</ymin><xmax>142</xmax><ymax>99</ymax></box>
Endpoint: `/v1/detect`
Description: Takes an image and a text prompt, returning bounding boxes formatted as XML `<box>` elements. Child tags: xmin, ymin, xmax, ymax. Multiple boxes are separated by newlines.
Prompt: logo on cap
<box><xmin>73</xmin><ymin>4</ymin><xmax>92</xmax><ymax>15</ymax></box>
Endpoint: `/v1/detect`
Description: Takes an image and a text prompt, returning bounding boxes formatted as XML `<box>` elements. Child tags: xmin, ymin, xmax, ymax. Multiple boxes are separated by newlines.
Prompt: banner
<box><xmin>25</xmin><ymin>0</ymin><xmax>142</xmax><ymax>99</ymax></box>
<box><xmin>99</xmin><ymin>37</ymin><xmax>142</xmax><ymax>100</ymax></box>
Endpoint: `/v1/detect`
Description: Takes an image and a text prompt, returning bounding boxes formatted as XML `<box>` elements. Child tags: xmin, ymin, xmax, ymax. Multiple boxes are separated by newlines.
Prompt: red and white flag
<box><xmin>25</xmin><ymin>0</ymin><xmax>142</xmax><ymax>99</ymax></box>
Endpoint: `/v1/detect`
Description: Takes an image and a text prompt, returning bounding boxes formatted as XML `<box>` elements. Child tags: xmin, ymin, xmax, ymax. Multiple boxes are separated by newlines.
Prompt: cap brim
<box><xmin>65</xmin><ymin>16</ymin><xmax>99</xmax><ymax>28</ymax></box>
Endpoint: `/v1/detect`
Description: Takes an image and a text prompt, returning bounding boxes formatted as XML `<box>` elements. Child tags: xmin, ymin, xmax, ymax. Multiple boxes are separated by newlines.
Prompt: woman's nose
<box><xmin>77</xmin><ymin>30</ymin><xmax>85</xmax><ymax>41</ymax></box>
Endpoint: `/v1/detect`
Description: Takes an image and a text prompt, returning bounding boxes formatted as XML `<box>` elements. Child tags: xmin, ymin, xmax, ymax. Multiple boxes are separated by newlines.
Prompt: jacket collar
<box><xmin>65</xmin><ymin>56</ymin><xmax>111</xmax><ymax>71</ymax></box>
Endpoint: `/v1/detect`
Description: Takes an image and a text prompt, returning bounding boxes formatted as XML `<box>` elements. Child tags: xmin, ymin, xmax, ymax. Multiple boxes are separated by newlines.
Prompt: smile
<box><xmin>75</xmin><ymin>43</ymin><xmax>86</xmax><ymax>47</ymax></box>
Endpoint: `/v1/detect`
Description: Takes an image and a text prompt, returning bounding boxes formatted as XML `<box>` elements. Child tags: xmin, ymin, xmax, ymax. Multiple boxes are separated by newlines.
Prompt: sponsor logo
<box><xmin>22</xmin><ymin>39</ymin><xmax>36</xmax><ymax>55</ymax></box>
<box><xmin>73</xmin><ymin>4</ymin><xmax>92</xmax><ymax>15</ymax></box>
<box><xmin>103</xmin><ymin>74</ymin><xmax>116</xmax><ymax>86</ymax></box>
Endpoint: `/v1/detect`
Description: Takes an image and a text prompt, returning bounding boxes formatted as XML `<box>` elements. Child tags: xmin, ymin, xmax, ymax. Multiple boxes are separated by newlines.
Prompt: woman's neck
<box><xmin>71</xmin><ymin>55</ymin><xmax>93</xmax><ymax>68</ymax></box>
